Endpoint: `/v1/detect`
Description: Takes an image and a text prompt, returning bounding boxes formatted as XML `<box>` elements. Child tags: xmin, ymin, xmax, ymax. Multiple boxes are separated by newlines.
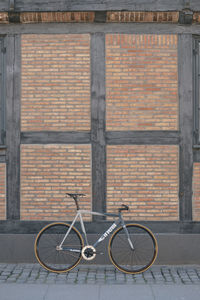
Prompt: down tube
<box><xmin>93</xmin><ymin>220</ymin><xmax>120</xmax><ymax>248</ymax></box>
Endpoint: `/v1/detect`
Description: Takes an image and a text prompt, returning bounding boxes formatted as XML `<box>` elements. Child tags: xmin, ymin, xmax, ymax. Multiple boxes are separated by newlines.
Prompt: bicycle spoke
<box><xmin>39</xmin><ymin>248</ymin><xmax>57</xmax><ymax>263</ymax></box>
<box><xmin>109</xmin><ymin>224</ymin><xmax>157</xmax><ymax>274</ymax></box>
<box><xmin>35</xmin><ymin>223</ymin><xmax>83</xmax><ymax>272</ymax></box>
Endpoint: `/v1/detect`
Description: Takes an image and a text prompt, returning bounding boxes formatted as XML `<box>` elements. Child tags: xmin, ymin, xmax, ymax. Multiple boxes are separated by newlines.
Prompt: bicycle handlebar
<box><xmin>118</xmin><ymin>204</ymin><xmax>129</xmax><ymax>213</ymax></box>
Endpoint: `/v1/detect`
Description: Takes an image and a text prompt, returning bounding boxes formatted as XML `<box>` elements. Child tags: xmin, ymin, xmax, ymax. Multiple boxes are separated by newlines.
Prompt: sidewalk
<box><xmin>0</xmin><ymin>264</ymin><xmax>200</xmax><ymax>299</ymax></box>
<box><xmin>0</xmin><ymin>263</ymin><xmax>200</xmax><ymax>285</ymax></box>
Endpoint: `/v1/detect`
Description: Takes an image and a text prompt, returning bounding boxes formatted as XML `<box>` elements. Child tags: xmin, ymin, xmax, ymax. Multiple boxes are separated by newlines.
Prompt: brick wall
<box><xmin>107</xmin><ymin>145</ymin><xmax>179</xmax><ymax>220</ymax></box>
<box><xmin>193</xmin><ymin>163</ymin><xmax>200</xmax><ymax>221</ymax></box>
<box><xmin>107</xmin><ymin>12</ymin><xmax>179</xmax><ymax>23</ymax></box>
<box><xmin>19</xmin><ymin>32</ymin><xmax>180</xmax><ymax>222</ymax></box>
<box><xmin>106</xmin><ymin>34</ymin><xmax>178</xmax><ymax>131</ymax></box>
<box><xmin>20</xmin><ymin>144</ymin><xmax>91</xmax><ymax>220</ymax></box>
<box><xmin>0</xmin><ymin>163</ymin><xmax>6</xmax><ymax>220</ymax></box>
<box><xmin>20</xmin><ymin>12</ymin><xmax>95</xmax><ymax>23</ymax></box>
<box><xmin>21</xmin><ymin>34</ymin><xmax>90</xmax><ymax>131</ymax></box>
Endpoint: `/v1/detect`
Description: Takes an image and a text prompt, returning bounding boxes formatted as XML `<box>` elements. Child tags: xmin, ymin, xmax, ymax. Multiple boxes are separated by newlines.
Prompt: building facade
<box><xmin>0</xmin><ymin>0</ymin><xmax>200</xmax><ymax>262</ymax></box>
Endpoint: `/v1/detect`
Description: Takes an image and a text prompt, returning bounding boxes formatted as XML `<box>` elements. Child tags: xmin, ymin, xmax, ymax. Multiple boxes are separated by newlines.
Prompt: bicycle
<box><xmin>34</xmin><ymin>193</ymin><xmax>158</xmax><ymax>274</ymax></box>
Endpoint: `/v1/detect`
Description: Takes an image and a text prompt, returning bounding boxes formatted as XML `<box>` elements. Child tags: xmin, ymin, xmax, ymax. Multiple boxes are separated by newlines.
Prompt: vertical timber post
<box><xmin>178</xmin><ymin>34</ymin><xmax>193</xmax><ymax>221</ymax></box>
<box><xmin>6</xmin><ymin>35</ymin><xmax>21</xmax><ymax>220</ymax></box>
<box><xmin>91</xmin><ymin>33</ymin><xmax>106</xmax><ymax>220</ymax></box>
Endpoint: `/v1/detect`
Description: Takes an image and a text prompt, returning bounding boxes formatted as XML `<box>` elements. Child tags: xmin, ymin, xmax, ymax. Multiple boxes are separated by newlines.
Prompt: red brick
<box><xmin>21</xmin><ymin>34</ymin><xmax>91</xmax><ymax>131</ymax></box>
<box><xmin>107</xmin><ymin>11</ymin><xmax>179</xmax><ymax>23</ymax></box>
<box><xmin>106</xmin><ymin>34</ymin><xmax>178</xmax><ymax>131</ymax></box>
<box><xmin>193</xmin><ymin>163</ymin><xmax>200</xmax><ymax>221</ymax></box>
<box><xmin>0</xmin><ymin>12</ymin><xmax>8</xmax><ymax>23</ymax></box>
<box><xmin>20</xmin><ymin>12</ymin><xmax>95</xmax><ymax>23</ymax></box>
<box><xmin>107</xmin><ymin>145</ymin><xmax>179</xmax><ymax>221</ymax></box>
<box><xmin>21</xmin><ymin>144</ymin><xmax>91</xmax><ymax>221</ymax></box>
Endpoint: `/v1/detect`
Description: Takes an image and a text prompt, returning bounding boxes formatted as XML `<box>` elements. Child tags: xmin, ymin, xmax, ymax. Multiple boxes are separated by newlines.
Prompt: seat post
<box><xmin>73</xmin><ymin>195</ymin><xmax>80</xmax><ymax>211</ymax></box>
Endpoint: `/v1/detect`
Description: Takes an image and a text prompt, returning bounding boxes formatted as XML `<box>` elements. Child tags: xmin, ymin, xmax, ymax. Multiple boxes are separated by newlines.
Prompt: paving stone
<box><xmin>0</xmin><ymin>264</ymin><xmax>200</xmax><ymax>285</ymax></box>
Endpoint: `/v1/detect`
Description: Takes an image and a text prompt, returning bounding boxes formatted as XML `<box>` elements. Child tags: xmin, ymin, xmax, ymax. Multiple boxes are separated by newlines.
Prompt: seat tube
<box><xmin>59</xmin><ymin>212</ymin><xmax>79</xmax><ymax>248</ymax></box>
<box><xmin>79</xmin><ymin>213</ymin><xmax>88</xmax><ymax>245</ymax></box>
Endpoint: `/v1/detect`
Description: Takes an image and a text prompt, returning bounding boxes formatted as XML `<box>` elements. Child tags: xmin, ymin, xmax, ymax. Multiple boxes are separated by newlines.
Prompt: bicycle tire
<box><xmin>108</xmin><ymin>223</ymin><xmax>158</xmax><ymax>274</ymax></box>
<box><xmin>34</xmin><ymin>222</ymin><xmax>84</xmax><ymax>273</ymax></box>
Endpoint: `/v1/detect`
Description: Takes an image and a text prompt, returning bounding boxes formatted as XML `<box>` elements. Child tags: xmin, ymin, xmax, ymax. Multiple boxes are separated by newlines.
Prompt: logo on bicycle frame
<box><xmin>97</xmin><ymin>223</ymin><xmax>117</xmax><ymax>243</ymax></box>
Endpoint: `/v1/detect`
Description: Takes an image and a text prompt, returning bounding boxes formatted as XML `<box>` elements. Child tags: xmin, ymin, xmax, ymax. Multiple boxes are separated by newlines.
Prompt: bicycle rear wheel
<box><xmin>34</xmin><ymin>222</ymin><xmax>84</xmax><ymax>273</ymax></box>
<box><xmin>108</xmin><ymin>224</ymin><xmax>158</xmax><ymax>274</ymax></box>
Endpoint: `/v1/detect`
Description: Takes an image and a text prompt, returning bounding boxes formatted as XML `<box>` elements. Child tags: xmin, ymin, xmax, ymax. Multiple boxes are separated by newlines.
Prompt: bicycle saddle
<box><xmin>66</xmin><ymin>193</ymin><xmax>86</xmax><ymax>198</ymax></box>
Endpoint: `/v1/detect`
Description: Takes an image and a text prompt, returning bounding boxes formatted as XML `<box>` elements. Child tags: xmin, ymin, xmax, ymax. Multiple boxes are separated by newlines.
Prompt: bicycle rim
<box><xmin>34</xmin><ymin>222</ymin><xmax>84</xmax><ymax>273</ymax></box>
<box><xmin>108</xmin><ymin>224</ymin><xmax>158</xmax><ymax>274</ymax></box>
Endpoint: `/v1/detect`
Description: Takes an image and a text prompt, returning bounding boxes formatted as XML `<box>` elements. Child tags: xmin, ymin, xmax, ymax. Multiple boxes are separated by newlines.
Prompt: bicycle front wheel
<box><xmin>108</xmin><ymin>224</ymin><xmax>158</xmax><ymax>274</ymax></box>
<box><xmin>34</xmin><ymin>222</ymin><xmax>84</xmax><ymax>273</ymax></box>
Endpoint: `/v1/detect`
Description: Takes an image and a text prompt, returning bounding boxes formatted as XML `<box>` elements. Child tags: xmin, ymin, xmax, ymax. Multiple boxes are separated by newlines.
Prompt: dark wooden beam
<box><xmin>21</xmin><ymin>131</ymin><xmax>180</xmax><ymax>145</ymax></box>
<box><xmin>13</xmin><ymin>0</ymin><xmax>200</xmax><ymax>12</ymax></box>
<box><xmin>0</xmin><ymin>38</ymin><xmax>6</xmax><ymax>146</ymax></box>
<box><xmin>193</xmin><ymin>147</ymin><xmax>200</xmax><ymax>162</ymax></box>
<box><xmin>178</xmin><ymin>34</ymin><xmax>193</xmax><ymax>221</ymax></box>
<box><xmin>91</xmin><ymin>33</ymin><xmax>106</xmax><ymax>219</ymax></box>
<box><xmin>0</xmin><ymin>220</ymin><xmax>200</xmax><ymax>234</ymax></box>
<box><xmin>21</xmin><ymin>131</ymin><xmax>91</xmax><ymax>144</ymax></box>
<box><xmin>106</xmin><ymin>131</ymin><xmax>180</xmax><ymax>145</ymax></box>
<box><xmin>5</xmin><ymin>34</ymin><xmax>21</xmax><ymax>220</ymax></box>
<box><xmin>1</xmin><ymin>23</ymin><xmax>200</xmax><ymax>35</ymax></box>
<box><xmin>0</xmin><ymin>0</ymin><xmax>9</xmax><ymax>11</ymax></box>
<box><xmin>0</xmin><ymin>145</ymin><xmax>6</xmax><ymax>163</ymax></box>
<box><xmin>94</xmin><ymin>11</ymin><xmax>107</xmax><ymax>23</ymax></box>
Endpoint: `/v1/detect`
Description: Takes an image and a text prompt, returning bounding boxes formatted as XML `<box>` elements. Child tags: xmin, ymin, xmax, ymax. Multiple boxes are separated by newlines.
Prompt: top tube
<box><xmin>78</xmin><ymin>209</ymin><xmax>119</xmax><ymax>218</ymax></box>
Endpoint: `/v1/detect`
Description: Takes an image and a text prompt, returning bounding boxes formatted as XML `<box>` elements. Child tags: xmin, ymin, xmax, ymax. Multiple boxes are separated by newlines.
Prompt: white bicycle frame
<box><xmin>59</xmin><ymin>209</ymin><xmax>134</xmax><ymax>251</ymax></box>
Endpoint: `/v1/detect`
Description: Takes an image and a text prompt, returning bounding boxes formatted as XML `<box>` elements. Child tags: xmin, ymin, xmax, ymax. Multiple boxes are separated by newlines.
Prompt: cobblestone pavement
<box><xmin>0</xmin><ymin>264</ymin><xmax>200</xmax><ymax>285</ymax></box>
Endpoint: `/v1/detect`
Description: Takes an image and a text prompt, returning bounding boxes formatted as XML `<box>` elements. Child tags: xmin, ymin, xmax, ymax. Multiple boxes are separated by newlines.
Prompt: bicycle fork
<box><xmin>121</xmin><ymin>220</ymin><xmax>135</xmax><ymax>251</ymax></box>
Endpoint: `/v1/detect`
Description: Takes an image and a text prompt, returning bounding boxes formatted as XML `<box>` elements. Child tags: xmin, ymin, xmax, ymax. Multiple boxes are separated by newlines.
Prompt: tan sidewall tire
<box><xmin>108</xmin><ymin>223</ymin><xmax>158</xmax><ymax>274</ymax></box>
<box><xmin>34</xmin><ymin>222</ymin><xmax>84</xmax><ymax>273</ymax></box>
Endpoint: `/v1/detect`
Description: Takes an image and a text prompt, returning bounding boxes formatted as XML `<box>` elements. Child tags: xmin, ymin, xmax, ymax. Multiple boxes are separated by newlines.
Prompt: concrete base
<box><xmin>1</xmin><ymin>284</ymin><xmax>200</xmax><ymax>300</ymax></box>
<box><xmin>0</xmin><ymin>234</ymin><xmax>200</xmax><ymax>264</ymax></box>
<box><xmin>1</xmin><ymin>283</ymin><xmax>200</xmax><ymax>300</ymax></box>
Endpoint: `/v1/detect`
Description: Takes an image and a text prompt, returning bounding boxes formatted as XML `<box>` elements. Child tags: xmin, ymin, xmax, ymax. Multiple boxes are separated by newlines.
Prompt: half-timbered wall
<box><xmin>0</xmin><ymin>1</ymin><xmax>200</xmax><ymax>234</ymax></box>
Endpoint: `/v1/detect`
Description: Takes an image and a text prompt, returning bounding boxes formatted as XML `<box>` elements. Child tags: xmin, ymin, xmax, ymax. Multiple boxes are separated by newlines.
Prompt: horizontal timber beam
<box><xmin>21</xmin><ymin>131</ymin><xmax>180</xmax><ymax>145</ymax></box>
<box><xmin>21</xmin><ymin>131</ymin><xmax>91</xmax><ymax>144</ymax></box>
<box><xmin>1</xmin><ymin>23</ymin><xmax>200</xmax><ymax>35</ymax></box>
<box><xmin>0</xmin><ymin>220</ymin><xmax>200</xmax><ymax>234</ymax></box>
<box><xmin>106</xmin><ymin>131</ymin><xmax>180</xmax><ymax>145</ymax></box>
<box><xmin>5</xmin><ymin>0</ymin><xmax>200</xmax><ymax>12</ymax></box>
